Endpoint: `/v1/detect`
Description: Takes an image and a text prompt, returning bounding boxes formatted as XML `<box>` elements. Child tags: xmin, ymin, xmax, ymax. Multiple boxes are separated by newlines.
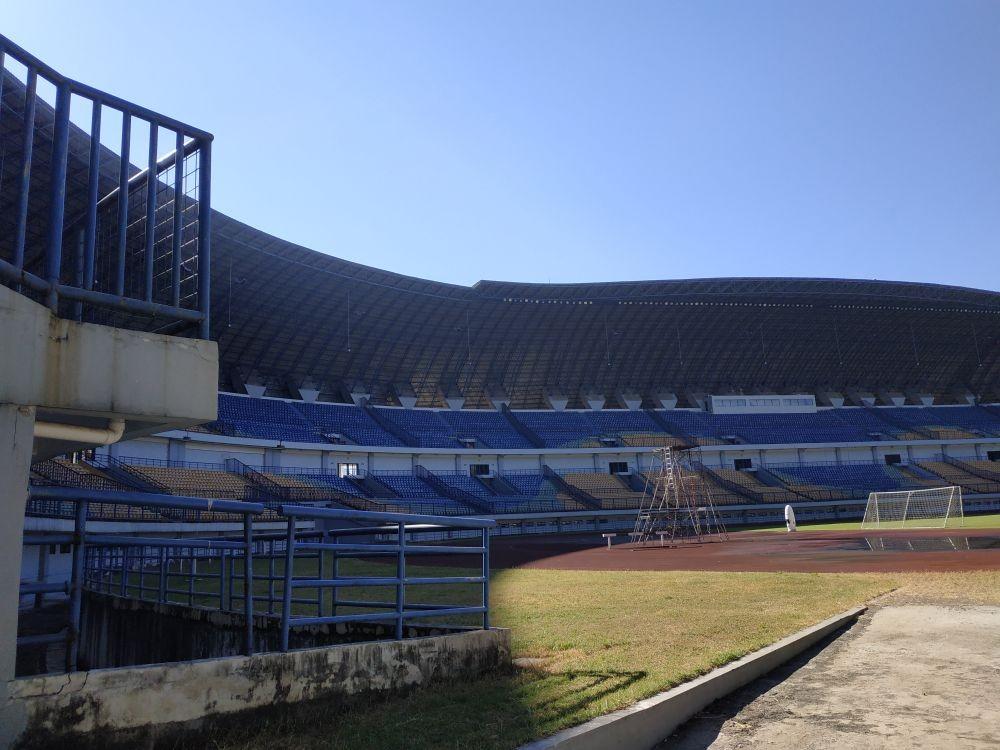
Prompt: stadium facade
<box><xmin>2</xmin><ymin>29</ymin><xmax>1000</xmax><ymax>745</ymax></box>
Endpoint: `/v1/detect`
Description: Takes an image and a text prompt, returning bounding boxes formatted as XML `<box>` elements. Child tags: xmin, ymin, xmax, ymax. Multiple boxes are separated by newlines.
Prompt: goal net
<box><xmin>861</xmin><ymin>486</ymin><xmax>963</xmax><ymax>529</ymax></box>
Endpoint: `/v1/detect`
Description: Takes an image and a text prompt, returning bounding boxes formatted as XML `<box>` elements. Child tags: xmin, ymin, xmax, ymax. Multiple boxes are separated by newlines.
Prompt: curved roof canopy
<box><xmin>2</xmin><ymin>67</ymin><xmax>998</xmax><ymax>408</ymax></box>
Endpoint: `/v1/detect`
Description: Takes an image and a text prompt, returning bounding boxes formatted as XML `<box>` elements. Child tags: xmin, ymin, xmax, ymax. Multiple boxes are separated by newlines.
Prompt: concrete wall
<box><xmin>5</xmin><ymin>627</ymin><xmax>510</xmax><ymax>745</ymax></box>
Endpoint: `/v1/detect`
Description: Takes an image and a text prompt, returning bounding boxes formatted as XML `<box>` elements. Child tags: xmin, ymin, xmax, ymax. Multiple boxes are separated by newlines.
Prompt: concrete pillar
<box><xmin>0</xmin><ymin>405</ymin><xmax>35</xmax><ymax>681</ymax></box>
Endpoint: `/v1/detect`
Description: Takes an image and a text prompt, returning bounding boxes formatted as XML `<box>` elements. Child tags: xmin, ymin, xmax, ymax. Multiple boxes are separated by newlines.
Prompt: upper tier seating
<box><xmin>372</xmin><ymin>408</ymin><xmax>460</xmax><ymax>448</ymax></box>
<box><xmin>514</xmin><ymin>411</ymin><xmax>603</xmax><ymax>448</ymax></box>
<box><xmin>215</xmin><ymin>395</ymin><xmax>324</xmax><ymax>443</ymax></box>
<box><xmin>874</xmin><ymin>407</ymin><xmax>1000</xmax><ymax>439</ymax></box>
<box><xmin>437</xmin><ymin>410</ymin><xmax>534</xmax><ymax>449</ymax></box>
<box><xmin>209</xmin><ymin>394</ymin><xmax>1000</xmax><ymax>448</ymax></box>
<box><xmin>294</xmin><ymin>401</ymin><xmax>404</xmax><ymax>446</ymax></box>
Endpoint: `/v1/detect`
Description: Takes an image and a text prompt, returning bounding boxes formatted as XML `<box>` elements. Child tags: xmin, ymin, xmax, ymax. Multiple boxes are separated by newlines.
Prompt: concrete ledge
<box><xmin>521</xmin><ymin>605</ymin><xmax>867</xmax><ymax>750</ymax></box>
<box><xmin>6</xmin><ymin>627</ymin><xmax>510</xmax><ymax>744</ymax></box>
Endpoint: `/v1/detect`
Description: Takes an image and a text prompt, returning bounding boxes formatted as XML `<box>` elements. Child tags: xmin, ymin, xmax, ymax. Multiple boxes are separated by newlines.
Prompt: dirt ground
<box><xmin>491</xmin><ymin>529</ymin><xmax>1000</xmax><ymax>573</ymax></box>
<box><xmin>665</xmin><ymin>602</ymin><xmax>1000</xmax><ymax>749</ymax></box>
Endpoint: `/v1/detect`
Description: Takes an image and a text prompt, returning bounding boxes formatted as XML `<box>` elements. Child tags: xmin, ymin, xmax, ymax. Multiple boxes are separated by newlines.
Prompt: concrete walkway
<box><xmin>667</xmin><ymin>605</ymin><xmax>1000</xmax><ymax>749</ymax></box>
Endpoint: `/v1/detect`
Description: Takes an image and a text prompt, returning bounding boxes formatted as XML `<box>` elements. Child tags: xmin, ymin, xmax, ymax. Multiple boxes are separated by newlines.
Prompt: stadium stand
<box><xmin>437</xmin><ymin>410</ymin><xmax>534</xmax><ymax>449</ymax></box>
<box><xmin>373</xmin><ymin>408</ymin><xmax>460</xmax><ymax>448</ymax></box>
<box><xmin>768</xmin><ymin>464</ymin><xmax>924</xmax><ymax>498</ymax></box>
<box><xmin>204</xmin><ymin>396</ymin><xmax>1000</xmax><ymax>451</ymax></box>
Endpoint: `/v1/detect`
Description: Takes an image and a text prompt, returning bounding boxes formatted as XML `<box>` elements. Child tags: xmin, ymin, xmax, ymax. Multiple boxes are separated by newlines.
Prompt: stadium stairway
<box><xmin>414</xmin><ymin>466</ymin><xmax>492</xmax><ymax>513</ymax></box>
<box><xmin>542</xmin><ymin>466</ymin><xmax>602</xmax><ymax>509</ymax></box>
<box><xmin>861</xmin><ymin>405</ymin><xmax>934</xmax><ymax>440</ymax></box>
<box><xmin>361</xmin><ymin>401</ymin><xmax>419</xmax><ymax>447</ymax></box>
<box><xmin>500</xmin><ymin>405</ymin><xmax>545</xmax><ymax>448</ymax></box>
<box><xmin>89</xmin><ymin>456</ymin><xmax>172</xmax><ymax>494</ymax></box>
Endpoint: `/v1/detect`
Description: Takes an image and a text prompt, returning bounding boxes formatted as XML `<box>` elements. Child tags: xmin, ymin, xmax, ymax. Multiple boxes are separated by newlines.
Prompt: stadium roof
<box><xmin>3</xmin><ymin>68</ymin><xmax>998</xmax><ymax>408</ymax></box>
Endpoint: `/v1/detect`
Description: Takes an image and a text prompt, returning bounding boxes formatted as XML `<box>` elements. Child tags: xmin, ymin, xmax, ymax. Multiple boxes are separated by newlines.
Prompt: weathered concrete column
<box><xmin>0</xmin><ymin>404</ymin><xmax>35</xmax><ymax>683</ymax></box>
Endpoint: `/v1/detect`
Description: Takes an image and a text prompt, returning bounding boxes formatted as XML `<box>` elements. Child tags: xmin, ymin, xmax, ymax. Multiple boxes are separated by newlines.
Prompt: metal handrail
<box><xmin>0</xmin><ymin>33</ymin><xmax>212</xmax><ymax>337</ymax></box>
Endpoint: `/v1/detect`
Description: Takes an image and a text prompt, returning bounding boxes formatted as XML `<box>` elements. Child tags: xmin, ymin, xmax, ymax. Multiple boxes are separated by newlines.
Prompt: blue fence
<box><xmin>19</xmin><ymin>487</ymin><xmax>494</xmax><ymax>674</ymax></box>
<box><xmin>0</xmin><ymin>34</ymin><xmax>212</xmax><ymax>337</ymax></box>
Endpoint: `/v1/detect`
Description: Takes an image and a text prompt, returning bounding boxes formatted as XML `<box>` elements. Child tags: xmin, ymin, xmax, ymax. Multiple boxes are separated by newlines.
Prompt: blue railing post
<box><xmin>395</xmin><ymin>522</ymin><xmax>406</xmax><ymax>640</ymax></box>
<box><xmin>280</xmin><ymin>516</ymin><xmax>295</xmax><ymax>652</ymax></box>
<box><xmin>115</xmin><ymin>112</ymin><xmax>131</xmax><ymax>296</ymax></box>
<box><xmin>171</xmin><ymin>131</ymin><xmax>184</xmax><ymax>307</ymax></box>
<box><xmin>196</xmin><ymin>138</ymin><xmax>212</xmax><ymax>339</ymax></box>
<box><xmin>158</xmin><ymin>548</ymin><xmax>167</xmax><ymax>602</ymax></box>
<box><xmin>83</xmin><ymin>102</ymin><xmax>101</xmax><ymax>296</ymax></box>
<box><xmin>482</xmin><ymin>527</ymin><xmax>490</xmax><ymax>630</ymax></box>
<box><xmin>243</xmin><ymin>514</ymin><xmax>255</xmax><ymax>655</ymax></box>
<box><xmin>12</xmin><ymin>67</ymin><xmax>36</xmax><ymax>275</ymax></box>
<box><xmin>143</xmin><ymin>124</ymin><xmax>158</xmax><ymax>302</ymax></box>
<box><xmin>66</xmin><ymin>498</ymin><xmax>88</xmax><ymax>672</ymax></box>
<box><xmin>45</xmin><ymin>80</ymin><xmax>72</xmax><ymax>312</ymax></box>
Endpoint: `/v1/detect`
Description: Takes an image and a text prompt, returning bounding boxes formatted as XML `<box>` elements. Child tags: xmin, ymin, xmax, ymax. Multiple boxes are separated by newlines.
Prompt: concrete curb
<box><xmin>520</xmin><ymin>605</ymin><xmax>867</xmax><ymax>750</ymax></box>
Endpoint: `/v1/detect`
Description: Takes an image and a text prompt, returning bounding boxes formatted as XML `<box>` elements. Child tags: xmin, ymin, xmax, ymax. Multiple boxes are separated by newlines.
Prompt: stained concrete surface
<box><xmin>667</xmin><ymin>605</ymin><xmax>1000</xmax><ymax>749</ymax></box>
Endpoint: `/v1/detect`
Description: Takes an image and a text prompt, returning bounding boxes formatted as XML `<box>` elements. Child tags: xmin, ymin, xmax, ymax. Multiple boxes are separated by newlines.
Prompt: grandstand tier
<box><xmin>207</xmin><ymin>394</ymin><xmax>1000</xmax><ymax>448</ymax></box>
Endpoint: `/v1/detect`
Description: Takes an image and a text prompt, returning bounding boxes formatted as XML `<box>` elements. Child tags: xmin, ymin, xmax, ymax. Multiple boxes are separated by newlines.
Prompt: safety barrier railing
<box><xmin>0</xmin><ymin>34</ymin><xmax>212</xmax><ymax>337</ymax></box>
<box><xmin>274</xmin><ymin>505</ymin><xmax>495</xmax><ymax>652</ymax></box>
<box><xmin>19</xmin><ymin>487</ymin><xmax>263</xmax><ymax>672</ymax></box>
<box><xmin>18</xmin><ymin>488</ymin><xmax>496</xmax><ymax>675</ymax></box>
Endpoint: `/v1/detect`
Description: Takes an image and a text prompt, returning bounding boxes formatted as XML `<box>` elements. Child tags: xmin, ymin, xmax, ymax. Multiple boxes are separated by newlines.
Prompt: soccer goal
<box><xmin>861</xmin><ymin>486</ymin><xmax>963</xmax><ymax>529</ymax></box>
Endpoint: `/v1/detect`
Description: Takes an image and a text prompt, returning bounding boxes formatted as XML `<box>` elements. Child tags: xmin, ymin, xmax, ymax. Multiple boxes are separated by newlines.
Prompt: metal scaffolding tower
<box><xmin>632</xmin><ymin>446</ymin><xmax>728</xmax><ymax>545</ymax></box>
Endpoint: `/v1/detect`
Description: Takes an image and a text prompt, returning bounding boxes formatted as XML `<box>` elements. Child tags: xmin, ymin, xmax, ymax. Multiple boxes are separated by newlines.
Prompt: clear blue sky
<box><xmin>6</xmin><ymin>1</ymin><xmax>999</xmax><ymax>289</ymax></box>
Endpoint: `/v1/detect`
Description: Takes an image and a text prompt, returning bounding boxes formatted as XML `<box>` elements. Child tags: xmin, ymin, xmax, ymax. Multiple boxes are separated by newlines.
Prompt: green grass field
<box><xmin>179</xmin><ymin>569</ymin><xmax>904</xmax><ymax>750</ymax></box>
<box><xmin>752</xmin><ymin>511</ymin><xmax>1000</xmax><ymax>533</ymax></box>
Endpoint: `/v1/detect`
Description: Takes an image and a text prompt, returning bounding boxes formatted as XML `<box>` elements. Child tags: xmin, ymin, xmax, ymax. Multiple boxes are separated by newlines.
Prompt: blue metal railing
<box><xmin>275</xmin><ymin>504</ymin><xmax>494</xmax><ymax>652</ymax></box>
<box><xmin>0</xmin><ymin>34</ymin><xmax>212</xmax><ymax>337</ymax></box>
<box><xmin>18</xmin><ymin>487</ymin><xmax>495</xmax><ymax>674</ymax></box>
<box><xmin>20</xmin><ymin>487</ymin><xmax>262</xmax><ymax>672</ymax></box>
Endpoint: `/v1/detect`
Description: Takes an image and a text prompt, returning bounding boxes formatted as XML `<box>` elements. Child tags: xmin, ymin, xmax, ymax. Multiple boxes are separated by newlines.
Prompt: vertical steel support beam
<box><xmin>317</xmin><ymin>548</ymin><xmax>325</xmax><ymax>617</ymax></box>
<box><xmin>83</xmin><ymin>102</ymin><xmax>102</xmax><ymax>293</ymax></box>
<box><xmin>115</xmin><ymin>112</ymin><xmax>131</xmax><ymax>296</ymax></box>
<box><xmin>243</xmin><ymin>514</ymin><xmax>255</xmax><ymax>656</ymax></box>
<box><xmin>171</xmin><ymin>131</ymin><xmax>184</xmax><ymax>306</ymax></box>
<box><xmin>330</xmin><ymin>534</ymin><xmax>339</xmax><ymax>617</ymax></box>
<box><xmin>280</xmin><ymin>517</ymin><xmax>295</xmax><ymax>652</ymax></box>
<box><xmin>66</xmin><ymin>500</ymin><xmax>88</xmax><ymax>672</ymax></box>
<box><xmin>196</xmin><ymin>139</ymin><xmax>212</xmax><ymax>339</ymax></box>
<box><xmin>13</xmin><ymin>68</ymin><xmax>37</xmax><ymax>273</ymax></box>
<box><xmin>481</xmin><ymin>527</ymin><xmax>490</xmax><ymax>630</ymax></box>
<box><xmin>143</xmin><ymin>123</ymin><xmax>158</xmax><ymax>302</ymax></box>
<box><xmin>187</xmin><ymin>551</ymin><xmax>195</xmax><ymax>605</ymax></box>
<box><xmin>395</xmin><ymin>522</ymin><xmax>405</xmax><ymax>640</ymax></box>
<box><xmin>45</xmin><ymin>82</ymin><xmax>72</xmax><ymax>312</ymax></box>
<box><xmin>267</xmin><ymin>542</ymin><xmax>275</xmax><ymax>613</ymax></box>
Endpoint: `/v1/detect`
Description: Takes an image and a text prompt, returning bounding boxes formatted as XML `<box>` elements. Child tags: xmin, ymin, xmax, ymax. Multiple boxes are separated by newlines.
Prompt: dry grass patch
<box><xmin>191</xmin><ymin>569</ymin><xmax>893</xmax><ymax>750</ymax></box>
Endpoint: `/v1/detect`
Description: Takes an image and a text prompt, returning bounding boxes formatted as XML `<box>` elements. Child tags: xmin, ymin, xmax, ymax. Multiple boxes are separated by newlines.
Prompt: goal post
<box><xmin>861</xmin><ymin>486</ymin><xmax>963</xmax><ymax>530</ymax></box>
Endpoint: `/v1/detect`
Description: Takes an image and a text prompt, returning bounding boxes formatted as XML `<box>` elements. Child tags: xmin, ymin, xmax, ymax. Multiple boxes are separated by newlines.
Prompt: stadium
<box><xmin>1</xmin><ymin>20</ymin><xmax>1000</xmax><ymax>750</ymax></box>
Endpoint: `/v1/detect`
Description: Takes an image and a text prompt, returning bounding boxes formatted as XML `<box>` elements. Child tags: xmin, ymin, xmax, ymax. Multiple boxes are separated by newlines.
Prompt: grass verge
<box><xmin>187</xmin><ymin>569</ymin><xmax>894</xmax><ymax>750</ymax></box>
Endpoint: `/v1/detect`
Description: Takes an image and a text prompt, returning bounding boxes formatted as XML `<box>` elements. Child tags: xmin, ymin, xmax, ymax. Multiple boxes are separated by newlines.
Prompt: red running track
<box><xmin>490</xmin><ymin>528</ymin><xmax>1000</xmax><ymax>573</ymax></box>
